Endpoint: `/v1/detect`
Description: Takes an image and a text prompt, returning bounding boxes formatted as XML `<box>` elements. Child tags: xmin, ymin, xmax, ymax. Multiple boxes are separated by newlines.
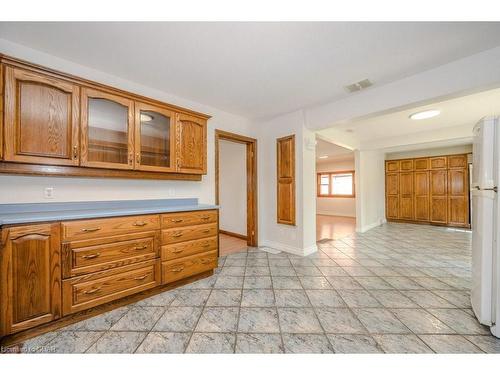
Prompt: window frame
<box><xmin>317</xmin><ymin>170</ymin><xmax>356</xmax><ymax>198</ymax></box>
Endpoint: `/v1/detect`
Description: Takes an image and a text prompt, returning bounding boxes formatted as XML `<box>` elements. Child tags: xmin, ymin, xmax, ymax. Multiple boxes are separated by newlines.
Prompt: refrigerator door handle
<box><xmin>483</xmin><ymin>187</ymin><xmax>498</xmax><ymax>192</ymax></box>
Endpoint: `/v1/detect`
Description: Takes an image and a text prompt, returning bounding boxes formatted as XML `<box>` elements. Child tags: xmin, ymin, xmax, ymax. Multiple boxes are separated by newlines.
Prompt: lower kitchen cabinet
<box><xmin>0</xmin><ymin>224</ymin><xmax>62</xmax><ymax>336</ymax></box>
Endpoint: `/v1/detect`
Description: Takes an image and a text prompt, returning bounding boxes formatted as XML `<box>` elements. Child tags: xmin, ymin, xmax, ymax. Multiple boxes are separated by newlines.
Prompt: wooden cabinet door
<box><xmin>0</xmin><ymin>224</ymin><xmax>61</xmax><ymax>336</ymax></box>
<box><xmin>386</xmin><ymin>195</ymin><xmax>399</xmax><ymax>219</ymax></box>
<box><xmin>430</xmin><ymin>156</ymin><xmax>447</xmax><ymax>169</ymax></box>
<box><xmin>176</xmin><ymin>113</ymin><xmax>207</xmax><ymax>174</ymax></box>
<box><xmin>386</xmin><ymin>160</ymin><xmax>399</xmax><ymax>172</ymax></box>
<box><xmin>81</xmin><ymin>87</ymin><xmax>135</xmax><ymax>170</ymax></box>
<box><xmin>448</xmin><ymin>168</ymin><xmax>469</xmax><ymax>227</ymax></box>
<box><xmin>430</xmin><ymin>170</ymin><xmax>448</xmax><ymax>223</ymax></box>
<box><xmin>414</xmin><ymin>171</ymin><xmax>430</xmax><ymax>221</ymax></box>
<box><xmin>414</xmin><ymin>158</ymin><xmax>429</xmax><ymax>170</ymax></box>
<box><xmin>386</xmin><ymin>173</ymin><xmax>399</xmax><ymax>219</ymax></box>
<box><xmin>386</xmin><ymin>173</ymin><xmax>399</xmax><ymax>195</ymax></box>
<box><xmin>3</xmin><ymin>66</ymin><xmax>80</xmax><ymax>166</ymax></box>
<box><xmin>277</xmin><ymin>135</ymin><xmax>295</xmax><ymax>225</ymax></box>
<box><xmin>134</xmin><ymin>102</ymin><xmax>176</xmax><ymax>172</ymax></box>
<box><xmin>399</xmin><ymin>172</ymin><xmax>414</xmax><ymax>220</ymax></box>
<box><xmin>400</xmin><ymin>160</ymin><xmax>414</xmax><ymax>171</ymax></box>
<box><xmin>448</xmin><ymin>154</ymin><xmax>467</xmax><ymax>169</ymax></box>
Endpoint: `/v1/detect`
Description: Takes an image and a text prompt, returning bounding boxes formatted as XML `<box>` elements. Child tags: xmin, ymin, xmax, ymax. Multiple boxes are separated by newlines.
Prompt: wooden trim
<box><xmin>219</xmin><ymin>229</ymin><xmax>248</xmax><ymax>241</ymax></box>
<box><xmin>317</xmin><ymin>170</ymin><xmax>356</xmax><ymax>198</ymax></box>
<box><xmin>0</xmin><ymin>270</ymin><xmax>213</xmax><ymax>348</ymax></box>
<box><xmin>214</xmin><ymin>129</ymin><xmax>258</xmax><ymax>247</ymax></box>
<box><xmin>0</xmin><ymin>54</ymin><xmax>211</xmax><ymax>120</ymax></box>
<box><xmin>0</xmin><ymin>162</ymin><xmax>201</xmax><ymax>181</ymax></box>
<box><xmin>277</xmin><ymin>134</ymin><xmax>296</xmax><ymax>226</ymax></box>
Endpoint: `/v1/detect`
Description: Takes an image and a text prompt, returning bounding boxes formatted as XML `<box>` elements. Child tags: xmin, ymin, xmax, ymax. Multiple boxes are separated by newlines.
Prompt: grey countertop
<box><xmin>0</xmin><ymin>198</ymin><xmax>218</xmax><ymax>225</ymax></box>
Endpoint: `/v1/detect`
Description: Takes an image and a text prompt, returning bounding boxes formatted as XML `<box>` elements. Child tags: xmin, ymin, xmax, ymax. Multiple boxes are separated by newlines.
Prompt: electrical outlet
<box><xmin>44</xmin><ymin>187</ymin><xmax>55</xmax><ymax>199</ymax></box>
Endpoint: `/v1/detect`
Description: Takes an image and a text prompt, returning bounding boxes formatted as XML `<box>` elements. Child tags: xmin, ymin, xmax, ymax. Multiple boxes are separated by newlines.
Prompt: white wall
<box><xmin>259</xmin><ymin>110</ymin><xmax>317</xmax><ymax>256</ymax></box>
<box><xmin>316</xmin><ymin>158</ymin><xmax>356</xmax><ymax>218</ymax></box>
<box><xmin>0</xmin><ymin>39</ymin><xmax>258</xmax><ymax>208</ymax></box>
<box><xmin>218</xmin><ymin>140</ymin><xmax>247</xmax><ymax>236</ymax></box>
<box><xmin>355</xmin><ymin>150</ymin><xmax>386</xmax><ymax>232</ymax></box>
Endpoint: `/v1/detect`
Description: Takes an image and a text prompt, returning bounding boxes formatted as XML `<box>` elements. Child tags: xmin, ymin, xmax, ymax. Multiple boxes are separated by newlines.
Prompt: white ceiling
<box><xmin>1</xmin><ymin>22</ymin><xmax>500</xmax><ymax>119</ymax></box>
<box><xmin>316</xmin><ymin>138</ymin><xmax>353</xmax><ymax>162</ymax></box>
<box><xmin>332</xmin><ymin>87</ymin><xmax>500</xmax><ymax>143</ymax></box>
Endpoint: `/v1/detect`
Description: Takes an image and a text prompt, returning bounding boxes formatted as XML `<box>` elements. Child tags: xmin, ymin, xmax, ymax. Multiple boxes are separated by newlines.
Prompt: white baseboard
<box><xmin>260</xmin><ymin>240</ymin><xmax>318</xmax><ymax>257</ymax></box>
<box><xmin>356</xmin><ymin>219</ymin><xmax>384</xmax><ymax>233</ymax></box>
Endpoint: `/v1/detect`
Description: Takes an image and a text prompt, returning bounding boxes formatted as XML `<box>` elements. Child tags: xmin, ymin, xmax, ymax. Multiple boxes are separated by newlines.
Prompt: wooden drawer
<box><xmin>161</xmin><ymin>236</ymin><xmax>218</xmax><ymax>261</ymax></box>
<box><xmin>162</xmin><ymin>250</ymin><xmax>218</xmax><ymax>284</ymax></box>
<box><xmin>161</xmin><ymin>210</ymin><xmax>217</xmax><ymax>228</ymax></box>
<box><xmin>61</xmin><ymin>214</ymin><xmax>160</xmax><ymax>241</ymax></box>
<box><xmin>62</xmin><ymin>260</ymin><xmax>160</xmax><ymax>315</ymax></box>
<box><xmin>62</xmin><ymin>231</ymin><xmax>159</xmax><ymax>278</ymax></box>
<box><xmin>161</xmin><ymin>223</ymin><xmax>218</xmax><ymax>244</ymax></box>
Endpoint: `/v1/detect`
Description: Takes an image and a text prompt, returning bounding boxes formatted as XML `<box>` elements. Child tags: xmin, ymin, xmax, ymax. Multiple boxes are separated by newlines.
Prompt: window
<box><xmin>317</xmin><ymin>171</ymin><xmax>355</xmax><ymax>197</ymax></box>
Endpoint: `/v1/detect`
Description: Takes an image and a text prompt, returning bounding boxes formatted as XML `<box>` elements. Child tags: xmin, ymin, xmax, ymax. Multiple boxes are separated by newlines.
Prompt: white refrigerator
<box><xmin>471</xmin><ymin>116</ymin><xmax>500</xmax><ymax>338</ymax></box>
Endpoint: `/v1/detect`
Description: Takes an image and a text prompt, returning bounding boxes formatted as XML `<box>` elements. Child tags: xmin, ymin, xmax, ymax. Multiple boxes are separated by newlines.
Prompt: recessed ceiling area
<box><xmin>329</xmin><ymin>86</ymin><xmax>500</xmax><ymax>143</ymax></box>
<box><xmin>2</xmin><ymin>22</ymin><xmax>500</xmax><ymax>119</ymax></box>
<box><xmin>316</xmin><ymin>138</ymin><xmax>353</xmax><ymax>162</ymax></box>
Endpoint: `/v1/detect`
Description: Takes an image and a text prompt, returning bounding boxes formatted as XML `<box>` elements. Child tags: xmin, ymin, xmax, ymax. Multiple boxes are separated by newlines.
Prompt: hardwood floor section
<box><xmin>219</xmin><ymin>233</ymin><xmax>247</xmax><ymax>256</ymax></box>
<box><xmin>316</xmin><ymin>215</ymin><xmax>356</xmax><ymax>241</ymax></box>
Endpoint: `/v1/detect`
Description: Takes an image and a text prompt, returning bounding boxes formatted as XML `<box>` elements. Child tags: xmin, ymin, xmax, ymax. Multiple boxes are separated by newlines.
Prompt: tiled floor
<box><xmin>17</xmin><ymin>223</ymin><xmax>500</xmax><ymax>353</ymax></box>
<box><xmin>316</xmin><ymin>215</ymin><xmax>356</xmax><ymax>241</ymax></box>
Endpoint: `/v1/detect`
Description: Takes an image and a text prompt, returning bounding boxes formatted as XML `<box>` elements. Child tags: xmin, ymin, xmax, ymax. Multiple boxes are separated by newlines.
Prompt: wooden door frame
<box><xmin>215</xmin><ymin>129</ymin><xmax>258</xmax><ymax>247</ymax></box>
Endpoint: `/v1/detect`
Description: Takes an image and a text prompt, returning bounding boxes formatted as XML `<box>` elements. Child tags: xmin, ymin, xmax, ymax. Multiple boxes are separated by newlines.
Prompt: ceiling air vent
<box><xmin>344</xmin><ymin>79</ymin><xmax>373</xmax><ymax>93</ymax></box>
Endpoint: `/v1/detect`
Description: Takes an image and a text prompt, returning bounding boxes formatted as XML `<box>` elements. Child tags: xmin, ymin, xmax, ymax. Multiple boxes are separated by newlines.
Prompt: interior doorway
<box><xmin>215</xmin><ymin>130</ymin><xmax>258</xmax><ymax>256</ymax></box>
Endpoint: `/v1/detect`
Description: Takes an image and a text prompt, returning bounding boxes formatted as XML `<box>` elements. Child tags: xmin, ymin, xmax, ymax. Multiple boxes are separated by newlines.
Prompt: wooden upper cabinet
<box><xmin>176</xmin><ymin>113</ymin><xmax>207</xmax><ymax>174</ymax></box>
<box><xmin>414</xmin><ymin>158</ymin><xmax>429</xmax><ymax>170</ymax></box>
<box><xmin>400</xmin><ymin>159</ymin><xmax>414</xmax><ymax>171</ymax></box>
<box><xmin>0</xmin><ymin>224</ymin><xmax>62</xmax><ymax>336</ymax></box>
<box><xmin>277</xmin><ymin>135</ymin><xmax>296</xmax><ymax>225</ymax></box>
<box><xmin>3</xmin><ymin>66</ymin><xmax>80</xmax><ymax>166</ymax></box>
<box><xmin>386</xmin><ymin>160</ymin><xmax>399</xmax><ymax>172</ymax></box>
<box><xmin>80</xmin><ymin>87</ymin><xmax>135</xmax><ymax>169</ymax></box>
<box><xmin>134</xmin><ymin>102</ymin><xmax>176</xmax><ymax>173</ymax></box>
<box><xmin>448</xmin><ymin>154</ymin><xmax>467</xmax><ymax>169</ymax></box>
<box><xmin>430</xmin><ymin>156</ymin><xmax>447</xmax><ymax>169</ymax></box>
<box><xmin>414</xmin><ymin>171</ymin><xmax>430</xmax><ymax>221</ymax></box>
<box><xmin>430</xmin><ymin>170</ymin><xmax>448</xmax><ymax>224</ymax></box>
<box><xmin>399</xmin><ymin>172</ymin><xmax>414</xmax><ymax>220</ymax></box>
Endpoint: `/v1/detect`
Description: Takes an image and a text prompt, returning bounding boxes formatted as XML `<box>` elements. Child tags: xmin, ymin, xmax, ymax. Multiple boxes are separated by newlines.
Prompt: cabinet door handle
<box><xmin>129</xmin><ymin>152</ymin><xmax>134</xmax><ymax>165</ymax></box>
<box><xmin>136</xmin><ymin>153</ymin><xmax>141</xmax><ymax>164</ymax></box>
<box><xmin>81</xmin><ymin>227</ymin><xmax>101</xmax><ymax>233</ymax></box>
<box><xmin>134</xmin><ymin>274</ymin><xmax>149</xmax><ymax>281</ymax></box>
<box><xmin>200</xmin><ymin>259</ymin><xmax>212</xmax><ymax>264</ymax></box>
<box><xmin>83</xmin><ymin>287</ymin><xmax>102</xmax><ymax>295</ymax></box>
<box><xmin>133</xmin><ymin>245</ymin><xmax>147</xmax><ymax>251</ymax></box>
<box><xmin>202</xmin><ymin>243</ymin><xmax>210</xmax><ymax>248</ymax></box>
<box><xmin>73</xmin><ymin>145</ymin><xmax>78</xmax><ymax>159</ymax></box>
<box><xmin>172</xmin><ymin>249</ymin><xmax>184</xmax><ymax>253</ymax></box>
<box><xmin>200</xmin><ymin>216</ymin><xmax>210</xmax><ymax>220</ymax></box>
<box><xmin>171</xmin><ymin>219</ymin><xmax>184</xmax><ymax>223</ymax></box>
<box><xmin>202</xmin><ymin>229</ymin><xmax>210</xmax><ymax>233</ymax></box>
<box><xmin>172</xmin><ymin>233</ymin><xmax>183</xmax><ymax>238</ymax></box>
<box><xmin>82</xmin><ymin>253</ymin><xmax>101</xmax><ymax>259</ymax></box>
<box><xmin>133</xmin><ymin>221</ymin><xmax>147</xmax><ymax>227</ymax></box>
<box><xmin>171</xmin><ymin>267</ymin><xmax>184</xmax><ymax>273</ymax></box>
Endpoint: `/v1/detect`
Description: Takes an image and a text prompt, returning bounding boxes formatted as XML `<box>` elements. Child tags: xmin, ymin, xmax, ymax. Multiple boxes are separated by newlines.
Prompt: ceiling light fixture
<box><xmin>140</xmin><ymin>114</ymin><xmax>154</xmax><ymax>122</ymax></box>
<box><xmin>318</xmin><ymin>156</ymin><xmax>328</xmax><ymax>159</ymax></box>
<box><xmin>409</xmin><ymin>109</ymin><xmax>441</xmax><ymax>120</ymax></box>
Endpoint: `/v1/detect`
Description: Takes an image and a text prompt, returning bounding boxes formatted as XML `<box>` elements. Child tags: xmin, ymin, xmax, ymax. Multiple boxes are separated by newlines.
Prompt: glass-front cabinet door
<box><xmin>81</xmin><ymin>88</ymin><xmax>134</xmax><ymax>169</ymax></box>
<box><xmin>134</xmin><ymin>102</ymin><xmax>176</xmax><ymax>172</ymax></box>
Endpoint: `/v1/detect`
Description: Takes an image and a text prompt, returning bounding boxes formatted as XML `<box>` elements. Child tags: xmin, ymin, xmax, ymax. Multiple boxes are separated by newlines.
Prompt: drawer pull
<box><xmin>171</xmin><ymin>267</ymin><xmax>184</xmax><ymax>272</ymax></box>
<box><xmin>134</xmin><ymin>245</ymin><xmax>148</xmax><ymax>251</ymax></box>
<box><xmin>134</xmin><ymin>221</ymin><xmax>147</xmax><ymax>227</ymax></box>
<box><xmin>172</xmin><ymin>249</ymin><xmax>184</xmax><ymax>253</ymax></box>
<box><xmin>171</xmin><ymin>219</ymin><xmax>184</xmax><ymax>223</ymax></box>
<box><xmin>172</xmin><ymin>233</ymin><xmax>183</xmax><ymax>238</ymax></box>
<box><xmin>202</xmin><ymin>229</ymin><xmax>210</xmax><ymax>233</ymax></box>
<box><xmin>134</xmin><ymin>274</ymin><xmax>150</xmax><ymax>281</ymax></box>
<box><xmin>200</xmin><ymin>259</ymin><xmax>212</xmax><ymax>264</ymax></box>
<box><xmin>202</xmin><ymin>243</ymin><xmax>210</xmax><ymax>247</ymax></box>
<box><xmin>201</xmin><ymin>216</ymin><xmax>210</xmax><ymax>220</ymax></box>
<box><xmin>82</xmin><ymin>253</ymin><xmax>101</xmax><ymax>259</ymax></box>
<box><xmin>81</xmin><ymin>227</ymin><xmax>101</xmax><ymax>233</ymax></box>
<box><xmin>83</xmin><ymin>287</ymin><xmax>102</xmax><ymax>295</ymax></box>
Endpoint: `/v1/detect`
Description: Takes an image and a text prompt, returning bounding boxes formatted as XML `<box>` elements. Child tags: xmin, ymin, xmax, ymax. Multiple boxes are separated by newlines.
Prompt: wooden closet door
<box><xmin>176</xmin><ymin>113</ymin><xmax>207</xmax><ymax>174</ymax></box>
<box><xmin>430</xmin><ymin>170</ymin><xmax>448</xmax><ymax>224</ymax></box>
<box><xmin>0</xmin><ymin>224</ymin><xmax>62</xmax><ymax>335</ymax></box>
<box><xmin>414</xmin><ymin>171</ymin><xmax>430</xmax><ymax>221</ymax></box>
<box><xmin>448</xmin><ymin>168</ymin><xmax>469</xmax><ymax>227</ymax></box>
<box><xmin>3</xmin><ymin>66</ymin><xmax>80</xmax><ymax>166</ymax></box>
<box><xmin>277</xmin><ymin>135</ymin><xmax>295</xmax><ymax>225</ymax></box>
<box><xmin>399</xmin><ymin>172</ymin><xmax>414</xmax><ymax>220</ymax></box>
<box><xmin>385</xmin><ymin>173</ymin><xmax>399</xmax><ymax>219</ymax></box>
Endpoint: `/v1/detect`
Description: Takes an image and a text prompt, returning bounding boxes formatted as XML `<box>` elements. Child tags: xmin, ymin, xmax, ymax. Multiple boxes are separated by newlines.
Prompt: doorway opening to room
<box><xmin>315</xmin><ymin>138</ymin><xmax>356</xmax><ymax>241</ymax></box>
<box><xmin>215</xmin><ymin>130</ymin><xmax>258</xmax><ymax>256</ymax></box>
